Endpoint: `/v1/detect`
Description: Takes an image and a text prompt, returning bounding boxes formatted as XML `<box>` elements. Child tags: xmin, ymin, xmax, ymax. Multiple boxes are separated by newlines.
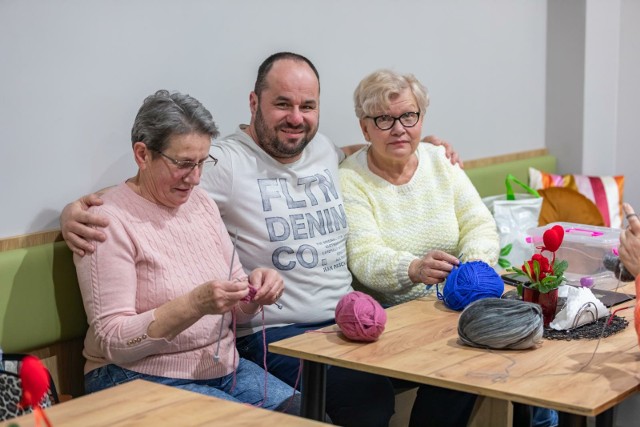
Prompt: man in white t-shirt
<box><xmin>61</xmin><ymin>52</ymin><xmax>468</xmax><ymax>426</ymax></box>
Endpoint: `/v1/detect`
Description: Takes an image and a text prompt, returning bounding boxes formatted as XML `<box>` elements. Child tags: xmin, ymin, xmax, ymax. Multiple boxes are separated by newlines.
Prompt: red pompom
<box><xmin>543</xmin><ymin>225</ymin><xmax>564</xmax><ymax>252</ymax></box>
<box><xmin>19</xmin><ymin>356</ymin><xmax>50</xmax><ymax>407</ymax></box>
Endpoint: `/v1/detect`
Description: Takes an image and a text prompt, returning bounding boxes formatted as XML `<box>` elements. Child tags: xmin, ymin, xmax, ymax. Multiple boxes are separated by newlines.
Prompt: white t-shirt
<box><xmin>201</xmin><ymin>125</ymin><xmax>352</xmax><ymax>335</ymax></box>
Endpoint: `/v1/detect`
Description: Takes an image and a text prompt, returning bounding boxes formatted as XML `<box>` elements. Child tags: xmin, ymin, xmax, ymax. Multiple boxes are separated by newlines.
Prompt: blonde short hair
<box><xmin>353</xmin><ymin>69</ymin><xmax>429</xmax><ymax>119</ymax></box>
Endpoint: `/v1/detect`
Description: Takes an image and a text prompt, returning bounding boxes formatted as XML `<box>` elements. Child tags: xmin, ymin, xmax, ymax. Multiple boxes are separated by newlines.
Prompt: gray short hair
<box><xmin>353</xmin><ymin>69</ymin><xmax>430</xmax><ymax>119</ymax></box>
<box><xmin>131</xmin><ymin>90</ymin><xmax>219</xmax><ymax>152</ymax></box>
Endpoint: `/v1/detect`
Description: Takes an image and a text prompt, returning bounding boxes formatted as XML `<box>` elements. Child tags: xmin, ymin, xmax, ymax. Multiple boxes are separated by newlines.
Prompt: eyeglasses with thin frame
<box><xmin>151</xmin><ymin>148</ymin><xmax>218</xmax><ymax>173</ymax></box>
<box><xmin>367</xmin><ymin>111</ymin><xmax>421</xmax><ymax>131</ymax></box>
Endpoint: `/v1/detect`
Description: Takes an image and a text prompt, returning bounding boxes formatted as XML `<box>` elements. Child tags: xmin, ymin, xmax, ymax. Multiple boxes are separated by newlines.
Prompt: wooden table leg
<box><xmin>512</xmin><ymin>402</ymin><xmax>532</xmax><ymax>427</ymax></box>
<box><xmin>595</xmin><ymin>408</ymin><xmax>614</xmax><ymax>427</ymax></box>
<box><xmin>558</xmin><ymin>412</ymin><xmax>587</xmax><ymax>427</ymax></box>
<box><xmin>468</xmin><ymin>396</ymin><xmax>512</xmax><ymax>427</ymax></box>
<box><xmin>300</xmin><ymin>360</ymin><xmax>326</xmax><ymax>421</ymax></box>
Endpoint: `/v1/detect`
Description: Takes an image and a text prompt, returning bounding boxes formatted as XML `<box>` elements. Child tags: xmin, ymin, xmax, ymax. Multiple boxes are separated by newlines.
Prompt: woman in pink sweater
<box><xmin>73</xmin><ymin>90</ymin><xmax>297</xmax><ymax>412</ymax></box>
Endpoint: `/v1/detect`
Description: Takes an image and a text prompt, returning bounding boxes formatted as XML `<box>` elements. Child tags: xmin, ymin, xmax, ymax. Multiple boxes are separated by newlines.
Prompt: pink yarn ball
<box><xmin>335</xmin><ymin>291</ymin><xmax>387</xmax><ymax>342</ymax></box>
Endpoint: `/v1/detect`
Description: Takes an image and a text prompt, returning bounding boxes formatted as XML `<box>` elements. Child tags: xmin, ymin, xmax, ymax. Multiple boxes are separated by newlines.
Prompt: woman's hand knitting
<box><xmin>247</xmin><ymin>268</ymin><xmax>285</xmax><ymax>306</ymax></box>
<box><xmin>149</xmin><ymin>279</ymin><xmax>249</xmax><ymax>341</ymax></box>
<box><xmin>409</xmin><ymin>250</ymin><xmax>460</xmax><ymax>285</ymax></box>
<box><xmin>189</xmin><ymin>279</ymin><xmax>250</xmax><ymax>316</ymax></box>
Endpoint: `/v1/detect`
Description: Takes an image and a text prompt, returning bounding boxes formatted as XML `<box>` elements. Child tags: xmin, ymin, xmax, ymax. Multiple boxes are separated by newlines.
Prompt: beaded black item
<box><xmin>543</xmin><ymin>315</ymin><xmax>629</xmax><ymax>341</ymax></box>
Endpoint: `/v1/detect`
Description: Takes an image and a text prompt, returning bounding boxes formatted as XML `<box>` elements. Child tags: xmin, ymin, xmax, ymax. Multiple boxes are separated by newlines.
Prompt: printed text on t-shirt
<box><xmin>257</xmin><ymin>169</ymin><xmax>348</xmax><ymax>271</ymax></box>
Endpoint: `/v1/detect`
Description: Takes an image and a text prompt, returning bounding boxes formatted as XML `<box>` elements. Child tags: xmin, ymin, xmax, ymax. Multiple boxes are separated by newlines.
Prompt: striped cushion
<box><xmin>529</xmin><ymin>167</ymin><xmax>624</xmax><ymax>228</ymax></box>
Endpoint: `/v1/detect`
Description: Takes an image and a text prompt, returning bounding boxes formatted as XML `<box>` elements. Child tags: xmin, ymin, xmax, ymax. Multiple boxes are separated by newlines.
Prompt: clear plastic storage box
<box><xmin>525</xmin><ymin>222</ymin><xmax>621</xmax><ymax>290</ymax></box>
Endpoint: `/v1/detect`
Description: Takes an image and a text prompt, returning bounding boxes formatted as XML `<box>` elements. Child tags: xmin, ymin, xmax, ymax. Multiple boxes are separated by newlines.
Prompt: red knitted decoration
<box><xmin>19</xmin><ymin>355</ymin><xmax>53</xmax><ymax>427</ymax></box>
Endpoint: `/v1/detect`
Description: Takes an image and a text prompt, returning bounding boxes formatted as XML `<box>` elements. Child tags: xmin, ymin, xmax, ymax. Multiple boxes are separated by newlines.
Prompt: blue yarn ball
<box><xmin>440</xmin><ymin>261</ymin><xmax>504</xmax><ymax>311</ymax></box>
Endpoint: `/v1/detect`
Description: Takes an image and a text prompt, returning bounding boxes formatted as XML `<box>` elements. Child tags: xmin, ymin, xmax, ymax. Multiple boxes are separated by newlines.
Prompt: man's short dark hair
<box><xmin>254</xmin><ymin>52</ymin><xmax>320</xmax><ymax>97</ymax></box>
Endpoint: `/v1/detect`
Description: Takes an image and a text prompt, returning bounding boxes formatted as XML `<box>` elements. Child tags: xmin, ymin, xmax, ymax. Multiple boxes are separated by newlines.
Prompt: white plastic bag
<box><xmin>483</xmin><ymin>174</ymin><xmax>543</xmax><ymax>270</ymax></box>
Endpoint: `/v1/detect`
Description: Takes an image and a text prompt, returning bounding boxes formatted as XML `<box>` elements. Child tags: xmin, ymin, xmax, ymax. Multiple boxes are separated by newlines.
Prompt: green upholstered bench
<box><xmin>0</xmin><ymin>238</ymin><xmax>86</xmax><ymax>397</ymax></box>
<box><xmin>0</xmin><ymin>241</ymin><xmax>86</xmax><ymax>352</ymax></box>
<box><xmin>465</xmin><ymin>150</ymin><xmax>557</xmax><ymax>197</ymax></box>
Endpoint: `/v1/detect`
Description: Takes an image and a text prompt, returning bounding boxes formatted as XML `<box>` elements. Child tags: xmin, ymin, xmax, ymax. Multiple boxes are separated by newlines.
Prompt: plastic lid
<box><xmin>525</xmin><ymin>222</ymin><xmax>620</xmax><ymax>245</ymax></box>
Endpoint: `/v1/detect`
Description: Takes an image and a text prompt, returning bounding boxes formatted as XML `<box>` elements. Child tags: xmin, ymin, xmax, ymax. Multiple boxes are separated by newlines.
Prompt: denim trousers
<box><xmin>237</xmin><ymin>321</ymin><xmax>477</xmax><ymax>427</ymax></box>
<box><xmin>84</xmin><ymin>358</ymin><xmax>299</xmax><ymax>413</ymax></box>
<box><xmin>532</xmin><ymin>407</ymin><xmax>559</xmax><ymax>427</ymax></box>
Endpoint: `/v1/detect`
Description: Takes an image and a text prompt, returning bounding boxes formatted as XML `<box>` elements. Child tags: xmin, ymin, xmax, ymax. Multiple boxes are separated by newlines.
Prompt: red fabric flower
<box><xmin>522</xmin><ymin>253</ymin><xmax>553</xmax><ymax>282</ymax></box>
<box><xmin>512</xmin><ymin>224</ymin><xmax>568</xmax><ymax>293</ymax></box>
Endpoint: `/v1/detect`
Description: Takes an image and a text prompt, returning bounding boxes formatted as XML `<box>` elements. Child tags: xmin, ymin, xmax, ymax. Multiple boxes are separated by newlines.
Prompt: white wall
<box><xmin>0</xmin><ymin>0</ymin><xmax>547</xmax><ymax>237</ymax></box>
<box><xmin>545</xmin><ymin>0</ymin><xmax>640</xmax><ymax>216</ymax></box>
<box><xmin>545</xmin><ymin>0</ymin><xmax>585</xmax><ymax>175</ymax></box>
<box><xmin>616</xmin><ymin>0</ymin><xmax>640</xmax><ymax>219</ymax></box>
<box><xmin>583</xmin><ymin>0</ymin><xmax>620</xmax><ymax>176</ymax></box>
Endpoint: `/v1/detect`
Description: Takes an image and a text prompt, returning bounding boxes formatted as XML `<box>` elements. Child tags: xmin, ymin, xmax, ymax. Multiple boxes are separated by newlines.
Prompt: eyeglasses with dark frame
<box><xmin>151</xmin><ymin>148</ymin><xmax>218</xmax><ymax>173</ymax></box>
<box><xmin>367</xmin><ymin>111</ymin><xmax>421</xmax><ymax>131</ymax></box>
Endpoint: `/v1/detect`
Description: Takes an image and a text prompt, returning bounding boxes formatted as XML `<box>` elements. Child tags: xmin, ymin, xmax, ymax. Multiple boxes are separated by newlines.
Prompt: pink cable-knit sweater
<box><xmin>74</xmin><ymin>183</ymin><xmax>255</xmax><ymax>380</ymax></box>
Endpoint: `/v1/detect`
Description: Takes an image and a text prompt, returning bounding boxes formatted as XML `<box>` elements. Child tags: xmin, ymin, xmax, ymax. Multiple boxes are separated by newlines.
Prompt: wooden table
<box><xmin>0</xmin><ymin>379</ymin><xmax>328</xmax><ymax>427</ymax></box>
<box><xmin>270</xmin><ymin>286</ymin><xmax>640</xmax><ymax>426</ymax></box>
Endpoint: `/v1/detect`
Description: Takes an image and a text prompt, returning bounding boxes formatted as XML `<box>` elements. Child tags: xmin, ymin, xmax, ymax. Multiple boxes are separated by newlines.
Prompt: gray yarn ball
<box><xmin>458</xmin><ymin>298</ymin><xmax>544</xmax><ymax>350</ymax></box>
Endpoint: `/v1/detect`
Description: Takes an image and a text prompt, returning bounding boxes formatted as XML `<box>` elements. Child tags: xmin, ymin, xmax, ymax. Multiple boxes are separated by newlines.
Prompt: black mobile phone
<box><xmin>501</xmin><ymin>272</ymin><xmax>532</xmax><ymax>287</ymax></box>
<box><xmin>591</xmin><ymin>288</ymin><xmax>635</xmax><ymax>307</ymax></box>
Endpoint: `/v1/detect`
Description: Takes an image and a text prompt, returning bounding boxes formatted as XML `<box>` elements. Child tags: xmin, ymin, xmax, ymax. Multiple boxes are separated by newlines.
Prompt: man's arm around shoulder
<box><xmin>60</xmin><ymin>186</ymin><xmax>114</xmax><ymax>256</ymax></box>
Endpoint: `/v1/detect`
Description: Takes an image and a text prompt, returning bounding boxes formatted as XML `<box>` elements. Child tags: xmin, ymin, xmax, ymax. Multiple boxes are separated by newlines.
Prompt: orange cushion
<box><xmin>529</xmin><ymin>167</ymin><xmax>624</xmax><ymax>228</ymax></box>
<box><xmin>537</xmin><ymin>187</ymin><xmax>605</xmax><ymax>226</ymax></box>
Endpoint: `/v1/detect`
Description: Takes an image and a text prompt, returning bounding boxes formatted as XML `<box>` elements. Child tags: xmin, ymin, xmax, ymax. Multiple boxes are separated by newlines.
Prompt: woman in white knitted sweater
<box><xmin>340</xmin><ymin>69</ymin><xmax>500</xmax><ymax>307</ymax></box>
<box><xmin>339</xmin><ymin>69</ymin><xmax>500</xmax><ymax>427</ymax></box>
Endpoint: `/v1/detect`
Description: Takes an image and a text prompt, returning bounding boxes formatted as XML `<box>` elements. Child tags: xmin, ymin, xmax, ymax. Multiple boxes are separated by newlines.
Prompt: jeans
<box><xmin>237</xmin><ymin>321</ymin><xmax>477</xmax><ymax>427</ymax></box>
<box><xmin>533</xmin><ymin>407</ymin><xmax>559</xmax><ymax>427</ymax></box>
<box><xmin>84</xmin><ymin>358</ymin><xmax>299</xmax><ymax>414</ymax></box>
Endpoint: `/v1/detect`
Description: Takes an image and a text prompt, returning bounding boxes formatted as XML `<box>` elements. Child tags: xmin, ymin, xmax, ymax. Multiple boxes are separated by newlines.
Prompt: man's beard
<box><xmin>254</xmin><ymin>106</ymin><xmax>317</xmax><ymax>160</ymax></box>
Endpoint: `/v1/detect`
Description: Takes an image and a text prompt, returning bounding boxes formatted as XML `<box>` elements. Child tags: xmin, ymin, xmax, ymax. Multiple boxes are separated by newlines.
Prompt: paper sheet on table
<box><xmin>549</xmin><ymin>286</ymin><xmax>609</xmax><ymax>331</ymax></box>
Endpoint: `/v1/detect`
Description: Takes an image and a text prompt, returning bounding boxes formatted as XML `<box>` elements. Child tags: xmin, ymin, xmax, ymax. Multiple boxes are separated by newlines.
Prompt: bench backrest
<box><xmin>0</xmin><ymin>241</ymin><xmax>87</xmax><ymax>353</ymax></box>
<box><xmin>465</xmin><ymin>153</ymin><xmax>556</xmax><ymax>198</ymax></box>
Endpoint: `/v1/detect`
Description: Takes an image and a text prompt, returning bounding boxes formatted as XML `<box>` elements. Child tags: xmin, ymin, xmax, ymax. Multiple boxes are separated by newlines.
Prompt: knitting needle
<box><xmin>214</xmin><ymin>230</ymin><xmax>239</xmax><ymax>363</ymax></box>
<box><xmin>227</xmin><ymin>231</ymin><xmax>238</xmax><ymax>280</ymax></box>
